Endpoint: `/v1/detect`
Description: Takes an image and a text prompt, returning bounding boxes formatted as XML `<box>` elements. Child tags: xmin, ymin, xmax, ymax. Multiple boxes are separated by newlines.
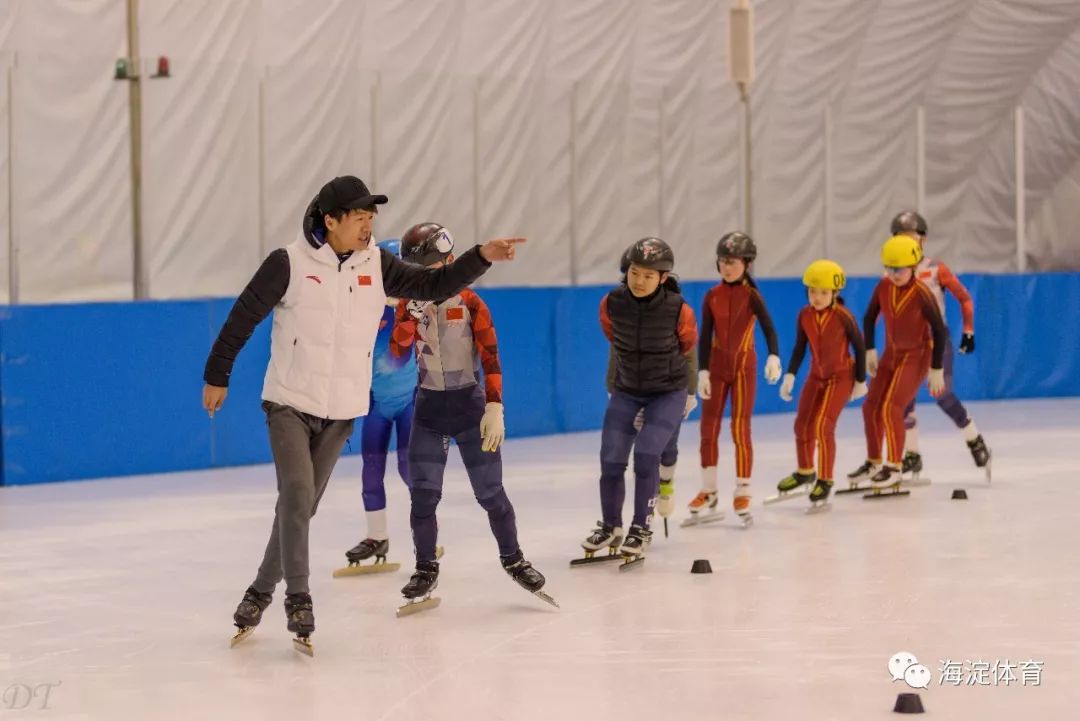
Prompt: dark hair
<box><xmin>323</xmin><ymin>205</ymin><xmax>378</xmax><ymax>222</ymax></box>
<box><xmin>743</xmin><ymin>273</ymin><xmax>758</xmax><ymax>289</ymax></box>
<box><xmin>663</xmin><ymin>274</ymin><xmax>681</xmax><ymax>293</ymax></box>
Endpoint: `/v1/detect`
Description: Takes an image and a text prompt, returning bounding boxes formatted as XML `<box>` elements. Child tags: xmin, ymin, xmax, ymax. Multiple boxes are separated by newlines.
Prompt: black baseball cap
<box><xmin>318</xmin><ymin>176</ymin><xmax>388</xmax><ymax>215</ymax></box>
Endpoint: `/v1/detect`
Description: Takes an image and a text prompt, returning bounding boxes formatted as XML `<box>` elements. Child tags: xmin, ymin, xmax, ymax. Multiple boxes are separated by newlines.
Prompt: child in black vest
<box><xmin>581</xmin><ymin>238</ymin><xmax>697</xmax><ymax>562</ymax></box>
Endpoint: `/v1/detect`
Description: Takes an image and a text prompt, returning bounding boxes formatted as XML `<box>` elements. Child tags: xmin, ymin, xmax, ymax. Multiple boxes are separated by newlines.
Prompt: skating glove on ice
<box><xmin>683</xmin><ymin>394</ymin><xmax>698</xmax><ymax>419</ymax></box>
<box><xmin>959</xmin><ymin>333</ymin><xmax>975</xmax><ymax>354</ymax></box>
<box><xmin>698</xmin><ymin>370</ymin><xmax>712</xmax><ymax>400</ymax></box>
<box><xmin>779</xmin><ymin>373</ymin><xmax>795</xmax><ymax>402</ymax></box>
<box><xmin>866</xmin><ymin>349</ymin><xmax>879</xmax><ymax>377</ymax></box>
<box><xmin>406</xmin><ymin>300</ymin><xmax>432</xmax><ymax>321</ymax></box>
<box><xmin>480</xmin><ymin>402</ymin><xmax>505</xmax><ymax>452</ymax></box>
<box><xmin>928</xmin><ymin>368</ymin><xmax>945</xmax><ymax>397</ymax></box>
<box><xmin>850</xmin><ymin>380</ymin><xmax>868</xmax><ymax>402</ymax></box>
<box><xmin>764</xmin><ymin>355</ymin><xmax>782</xmax><ymax>385</ymax></box>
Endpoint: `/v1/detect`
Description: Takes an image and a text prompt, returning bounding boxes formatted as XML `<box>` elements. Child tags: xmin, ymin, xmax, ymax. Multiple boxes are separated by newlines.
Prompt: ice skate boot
<box><xmin>397</xmin><ymin>561</ymin><xmax>441</xmax><ymax>617</ymax></box>
<box><xmin>333</xmin><ymin>538</ymin><xmax>401</xmax><ymax>577</ymax></box>
<box><xmin>571</xmin><ymin>521</ymin><xmax>624</xmax><ymax>566</ymax></box>
<box><xmin>502</xmin><ymin>550</ymin><xmax>558</xmax><ymax>608</ymax></box>
<box><xmin>765</xmin><ymin>470</ymin><xmax>815</xmax><ymax>504</ymax></box>
<box><xmin>284</xmin><ymin>592</ymin><xmax>315</xmax><ymax>656</ymax></box>
<box><xmin>230</xmin><ymin>585</ymin><xmax>272</xmax><ymax>647</ymax></box>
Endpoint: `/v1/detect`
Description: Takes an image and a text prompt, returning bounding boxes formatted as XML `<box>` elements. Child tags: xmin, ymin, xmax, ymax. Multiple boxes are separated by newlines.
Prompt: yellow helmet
<box><xmin>803</xmin><ymin>259</ymin><xmax>846</xmax><ymax>291</ymax></box>
<box><xmin>881</xmin><ymin>234</ymin><xmax>923</xmax><ymax>268</ymax></box>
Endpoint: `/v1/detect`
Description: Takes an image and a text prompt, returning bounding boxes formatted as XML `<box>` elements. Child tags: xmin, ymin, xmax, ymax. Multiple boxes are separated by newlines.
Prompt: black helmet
<box><xmin>716</xmin><ymin>231</ymin><xmax>757</xmax><ymax>262</ymax></box>
<box><xmin>627</xmin><ymin>237</ymin><xmax>674</xmax><ymax>272</ymax></box>
<box><xmin>619</xmin><ymin>244</ymin><xmax>634</xmax><ymax>274</ymax></box>
<box><xmin>401</xmin><ymin>223</ymin><xmax>454</xmax><ymax>266</ymax></box>
<box><xmin>890</xmin><ymin>210</ymin><xmax>928</xmax><ymax>236</ymax></box>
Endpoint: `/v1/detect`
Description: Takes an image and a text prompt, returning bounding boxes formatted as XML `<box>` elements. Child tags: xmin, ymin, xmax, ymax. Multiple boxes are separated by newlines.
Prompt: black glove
<box><xmin>959</xmin><ymin>333</ymin><xmax>975</xmax><ymax>354</ymax></box>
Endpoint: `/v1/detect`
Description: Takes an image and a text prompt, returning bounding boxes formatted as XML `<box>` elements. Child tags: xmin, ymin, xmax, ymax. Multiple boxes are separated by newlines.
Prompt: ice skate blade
<box><xmin>533</xmin><ymin>590</ymin><xmax>560</xmax><ymax>608</ymax></box>
<box><xmin>805</xmin><ymin>502</ymin><xmax>832</xmax><ymax>515</ymax></box>
<box><xmin>332</xmin><ymin>559</ymin><xmax>401</xmax><ymax>578</ymax></box>
<box><xmin>292</xmin><ymin>636</ymin><xmax>313</xmax><ymax>657</ymax></box>
<box><xmin>680</xmin><ymin>511</ymin><xmax>725</xmax><ymax>528</ymax></box>
<box><xmin>569</xmin><ymin>552</ymin><xmax>623</xmax><ymax>567</ymax></box>
<box><xmin>835</xmin><ymin>484</ymin><xmax>870</xmax><ymax>496</ymax></box>
<box><xmin>737</xmin><ymin>513</ymin><xmax>753</xmax><ymax>528</ymax></box>
<box><xmin>396</xmin><ymin>596</ymin><xmax>441</xmax><ymax>617</ymax></box>
<box><xmin>229</xmin><ymin>626</ymin><xmax>254</xmax><ymax>648</ymax></box>
<box><xmin>618</xmin><ymin>556</ymin><xmax>645</xmax><ymax>572</ymax></box>
<box><xmin>764</xmin><ymin>487</ymin><xmax>808</xmax><ymax>505</ymax></box>
<box><xmin>862</xmin><ymin>487</ymin><xmax>910</xmax><ymax>500</ymax></box>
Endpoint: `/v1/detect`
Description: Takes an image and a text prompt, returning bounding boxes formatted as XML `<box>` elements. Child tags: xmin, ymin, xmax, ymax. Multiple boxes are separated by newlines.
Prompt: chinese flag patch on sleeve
<box><xmin>357</xmin><ymin>275</ymin><xmax>372</xmax><ymax>286</ymax></box>
<box><xmin>446</xmin><ymin>307</ymin><xmax>465</xmax><ymax>321</ymax></box>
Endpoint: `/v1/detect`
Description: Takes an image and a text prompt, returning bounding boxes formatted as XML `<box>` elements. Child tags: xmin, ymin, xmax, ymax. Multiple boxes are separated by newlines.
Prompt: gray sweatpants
<box><xmin>252</xmin><ymin>401</ymin><xmax>354</xmax><ymax>596</ymax></box>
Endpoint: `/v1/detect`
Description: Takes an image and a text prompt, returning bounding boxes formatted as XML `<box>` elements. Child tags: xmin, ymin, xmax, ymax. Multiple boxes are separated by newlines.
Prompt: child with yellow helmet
<box><xmin>766</xmin><ymin>260</ymin><xmax>866</xmax><ymax>510</ymax></box>
<box><xmin>846</xmin><ymin>235</ymin><xmax>948</xmax><ymax>494</ymax></box>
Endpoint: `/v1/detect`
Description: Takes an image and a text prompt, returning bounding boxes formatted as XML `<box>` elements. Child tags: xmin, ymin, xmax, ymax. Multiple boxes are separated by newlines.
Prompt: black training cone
<box><xmin>893</xmin><ymin>693</ymin><xmax>925</xmax><ymax>714</ymax></box>
<box><xmin>951</xmin><ymin>489</ymin><xmax>968</xmax><ymax>500</ymax></box>
<box><xmin>690</xmin><ymin>559</ymin><xmax>712</xmax><ymax>574</ymax></box>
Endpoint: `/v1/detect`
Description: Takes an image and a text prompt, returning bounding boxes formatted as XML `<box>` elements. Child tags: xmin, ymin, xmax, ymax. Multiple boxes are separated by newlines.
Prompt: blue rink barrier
<box><xmin>1</xmin><ymin>272</ymin><xmax>1077</xmax><ymax>485</ymax></box>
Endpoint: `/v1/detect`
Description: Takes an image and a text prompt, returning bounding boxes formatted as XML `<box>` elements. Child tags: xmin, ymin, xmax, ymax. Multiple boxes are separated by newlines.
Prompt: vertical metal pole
<box><xmin>568</xmin><ymin>81</ymin><xmax>578</xmax><ymax>286</ymax></box>
<box><xmin>739</xmin><ymin>83</ymin><xmax>752</xmax><ymax>235</ymax></box>
<box><xmin>823</xmin><ymin>104</ymin><xmax>832</xmax><ymax>259</ymax></box>
<box><xmin>916</xmin><ymin>106</ymin><xmax>926</xmax><ymax>214</ymax></box>
<box><xmin>7</xmin><ymin>60</ymin><xmax>16</xmax><ymax>304</ymax></box>
<box><xmin>126</xmin><ymin>0</ymin><xmax>145</xmax><ymax>299</ymax></box>
<box><xmin>1015</xmin><ymin>105</ymin><xmax>1026</xmax><ymax>272</ymax></box>
<box><xmin>370</xmin><ymin>72</ymin><xmax>380</xmax><ymax>191</ymax></box>
<box><xmin>257</xmin><ymin>70</ymin><xmax>266</xmax><ymax>262</ymax></box>
<box><xmin>473</xmin><ymin>78</ymin><xmax>482</xmax><ymax>249</ymax></box>
<box><xmin>657</xmin><ymin>85</ymin><xmax>664</xmax><ymax>238</ymax></box>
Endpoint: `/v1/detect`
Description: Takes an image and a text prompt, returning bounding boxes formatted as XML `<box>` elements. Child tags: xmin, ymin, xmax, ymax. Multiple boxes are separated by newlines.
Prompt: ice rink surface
<box><xmin>1</xmin><ymin>398</ymin><xmax>1077</xmax><ymax>720</ymax></box>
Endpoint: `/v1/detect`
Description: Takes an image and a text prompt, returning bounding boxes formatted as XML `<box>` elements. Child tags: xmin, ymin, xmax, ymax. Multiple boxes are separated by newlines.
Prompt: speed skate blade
<box><xmin>900</xmin><ymin>476</ymin><xmax>931</xmax><ymax>488</ymax></box>
<box><xmin>680</xmin><ymin>512</ymin><xmax>725</xmax><ymax>528</ymax></box>
<box><xmin>229</xmin><ymin>627</ymin><xmax>254</xmax><ymax>648</ymax></box>
<box><xmin>764</xmin><ymin>488</ymin><xmax>809</xmax><ymax>505</ymax></box>
<box><xmin>332</xmin><ymin>561</ymin><xmax>401</xmax><ymax>578</ymax></box>
<box><xmin>396</xmin><ymin>597</ymin><xmax>441</xmax><ymax>618</ymax></box>
<box><xmin>835</xmin><ymin>484</ymin><xmax>871</xmax><ymax>495</ymax></box>
<box><xmin>663</xmin><ymin>518</ymin><xmax>669</xmax><ymax>538</ymax></box>
<box><xmin>570</xmin><ymin>552</ymin><xmax>623</xmax><ymax>567</ymax></box>
<box><xmin>618</xmin><ymin>556</ymin><xmax>645</xmax><ymax>572</ymax></box>
<box><xmin>533</xmin><ymin>590</ymin><xmax>560</xmax><ymax>608</ymax></box>
<box><xmin>805</xmin><ymin>502</ymin><xmax>832</xmax><ymax>515</ymax></box>
<box><xmin>863</xmin><ymin>488</ymin><xmax>911</xmax><ymax>500</ymax></box>
<box><xmin>292</xmin><ymin>636</ymin><xmax>314</xmax><ymax>657</ymax></box>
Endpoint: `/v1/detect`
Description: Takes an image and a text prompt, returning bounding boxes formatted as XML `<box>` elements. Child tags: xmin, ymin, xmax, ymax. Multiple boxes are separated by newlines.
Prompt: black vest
<box><xmin>607</xmin><ymin>285</ymin><xmax>688</xmax><ymax>395</ymax></box>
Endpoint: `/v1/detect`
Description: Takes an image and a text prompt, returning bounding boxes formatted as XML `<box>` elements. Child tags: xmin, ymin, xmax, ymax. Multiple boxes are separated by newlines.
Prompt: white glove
<box><xmin>779</xmin><ymin>373</ymin><xmax>795</xmax><ymax>402</ymax></box>
<box><xmin>850</xmin><ymin>380</ymin><xmax>868</xmax><ymax>402</ymax></box>
<box><xmin>406</xmin><ymin>299</ymin><xmax>431</xmax><ymax>321</ymax></box>
<box><xmin>866</xmin><ymin>349</ymin><xmax>878</xmax><ymax>377</ymax></box>
<box><xmin>633</xmin><ymin>408</ymin><xmax>644</xmax><ymax>431</ymax></box>
<box><xmin>698</xmin><ymin>370</ymin><xmax>712</xmax><ymax>400</ymax></box>
<box><xmin>683</xmin><ymin>394</ymin><xmax>698</xmax><ymax>419</ymax></box>
<box><xmin>480</xmin><ymin>402</ymin><xmax>505</xmax><ymax>452</ymax></box>
<box><xmin>928</xmin><ymin>368</ymin><xmax>945</xmax><ymax>397</ymax></box>
<box><xmin>764</xmin><ymin>354</ymin><xmax>782</xmax><ymax>385</ymax></box>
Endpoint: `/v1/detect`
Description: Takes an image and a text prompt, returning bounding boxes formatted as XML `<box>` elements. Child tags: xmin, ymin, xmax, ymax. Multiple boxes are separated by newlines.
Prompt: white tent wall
<box><xmin>140</xmin><ymin>0</ymin><xmax>261</xmax><ymax>299</ymax></box>
<box><xmin>9</xmin><ymin>0</ymin><xmax>132</xmax><ymax>303</ymax></box>
<box><xmin>0</xmin><ymin>1</ymin><xmax>13</xmax><ymax>304</ymax></box>
<box><xmin>4</xmin><ymin>0</ymin><xmax>1080</xmax><ymax>303</ymax></box>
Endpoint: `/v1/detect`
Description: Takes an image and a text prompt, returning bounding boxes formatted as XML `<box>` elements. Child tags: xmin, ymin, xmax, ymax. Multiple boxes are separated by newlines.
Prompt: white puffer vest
<box><xmin>261</xmin><ymin>236</ymin><xmax>386</xmax><ymax>419</ymax></box>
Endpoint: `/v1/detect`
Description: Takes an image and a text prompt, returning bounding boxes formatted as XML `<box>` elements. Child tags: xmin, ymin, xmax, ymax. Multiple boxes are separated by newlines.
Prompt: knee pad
<box><xmin>476</xmin><ymin>488</ymin><xmax>511</xmax><ymax>514</ymax></box>
<box><xmin>600</xmin><ymin>461</ymin><xmax>628</xmax><ymax>480</ymax></box>
<box><xmin>410</xmin><ymin>488</ymin><xmax>442</xmax><ymax>518</ymax></box>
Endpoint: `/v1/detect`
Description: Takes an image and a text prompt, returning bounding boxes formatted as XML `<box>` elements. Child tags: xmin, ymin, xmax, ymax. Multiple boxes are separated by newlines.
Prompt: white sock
<box><xmin>701</xmin><ymin>466</ymin><xmax>718</xmax><ymax>492</ymax></box>
<box><xmin>365</xmin><ymin>509</ymin><xmax>388</xmax><ymax>541</ymax></box>
<box><xmin>660</xmin><ymin>464</ymin><xmax>676</xmax><ymax>482</ymax></box>
<box><xmin>734</xmin><ymin>479</ymin><xmax>751</xmax><ymax>498</ymax></box>
<box><xmin>906</xmin><ymin>426</ymin><xmax>920</xmax><ymax>453</ymax></box>
<box><xmin>963</xmin><ymin>420</ymin><xmax>980</xmax><ymax>443</ymax></box>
